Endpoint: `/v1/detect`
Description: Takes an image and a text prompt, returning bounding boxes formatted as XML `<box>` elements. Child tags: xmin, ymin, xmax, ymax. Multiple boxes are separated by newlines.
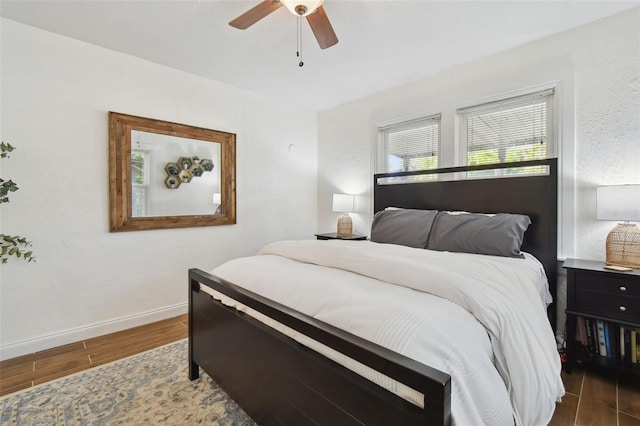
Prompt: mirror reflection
<box><xmin>130</xmin><ymin>131</ymin><xmax>222</xmax><ymax>217</ymax></box>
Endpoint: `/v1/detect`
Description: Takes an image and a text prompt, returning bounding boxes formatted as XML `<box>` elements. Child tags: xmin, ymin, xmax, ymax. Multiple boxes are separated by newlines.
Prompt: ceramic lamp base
<box><xmin>605</xmin><ymin>223</ymin><xmax>640</xmax><ymax>268</ymax></box>
<box><xmin>337</xmin><ymin>213</ymin><xmax>353</xmax><ymax>237</ymax></box>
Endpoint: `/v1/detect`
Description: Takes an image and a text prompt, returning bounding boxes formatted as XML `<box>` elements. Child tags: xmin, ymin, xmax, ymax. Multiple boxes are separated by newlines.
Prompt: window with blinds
<box><xmin>458</xmin><ymin>89</ymin><xmax>553</xmax><ymax>176</ymax></box>
<box><xmin>131</xmin><ymin>150</ymin><xmax>149</xmax><ymax>217</ymax></box>
<box><xmin>377</xmin><ymin>114</ymin><xmax>440</xmax><ymax>182</ymax></box>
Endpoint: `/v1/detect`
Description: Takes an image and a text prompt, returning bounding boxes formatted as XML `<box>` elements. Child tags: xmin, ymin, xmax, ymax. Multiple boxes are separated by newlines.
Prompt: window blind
<box><xmin>459</xmin><ymin>89</ymin><xmax>553</xmax><ymax>167</ymax></box>
<box><xmin>378</xmin><ymin>114</ymin><xmax>440</xmax><ymax>174</ymax></box>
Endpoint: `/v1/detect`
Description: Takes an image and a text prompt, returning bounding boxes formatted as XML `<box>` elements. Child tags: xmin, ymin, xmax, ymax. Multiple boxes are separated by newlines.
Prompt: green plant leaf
<box><xmin>0</xmin><ymin>143</ymin><xmax>35</xmax><ymax>264</ymax></box>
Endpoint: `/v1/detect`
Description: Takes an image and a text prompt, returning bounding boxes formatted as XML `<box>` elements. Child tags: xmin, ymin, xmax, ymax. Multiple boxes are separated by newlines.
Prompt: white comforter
<box><xmin>212</xmin><ymin>240</ymin><xmax>564</xmax><ymax>426</ymax></box>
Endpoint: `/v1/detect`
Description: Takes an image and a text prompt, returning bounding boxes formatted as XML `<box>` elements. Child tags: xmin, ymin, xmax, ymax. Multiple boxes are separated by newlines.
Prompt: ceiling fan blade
<box><xmin>306</xmin><ymin>6</ymin><xmax>338</xmax><ymax>49</ymax></box>
<box><xmin>229</xmin><ymin>0</ymin><xmax>283</xmax><ymax>30</ymax></box>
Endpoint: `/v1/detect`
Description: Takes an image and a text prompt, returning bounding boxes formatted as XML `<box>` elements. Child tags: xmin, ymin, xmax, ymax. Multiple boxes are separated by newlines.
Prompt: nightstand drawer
<box><xmin>574</xmin><ymin>270</ymin><xmax>640</xmax><ymax>297</ymax></box>
<box><xmin>574</xmin><ymin>291</ymin><xmax>640</xmax><ymax>322</ymax></box>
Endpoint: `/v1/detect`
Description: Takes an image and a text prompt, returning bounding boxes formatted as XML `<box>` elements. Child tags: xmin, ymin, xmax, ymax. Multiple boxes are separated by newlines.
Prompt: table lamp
<box><xmin>332</xmin><ymin>194</ymin><xmax>354</xmax><ymax>237</ymax></box>
<box><xmin>596</xmin><ymin>184</ymin><xmax>640</xmax><ymax>268</ymax></box>
<box><xmin>212</xmin><ymin>193</ymin><xmax>222</xmax><ymax>215</ymax></box>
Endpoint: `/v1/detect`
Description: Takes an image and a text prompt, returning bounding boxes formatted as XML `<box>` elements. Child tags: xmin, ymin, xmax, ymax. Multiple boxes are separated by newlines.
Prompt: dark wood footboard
<box><xmin>189</xmin><ymin>268</ymin><xmax>452</xmax><ymax>426</ymax></box>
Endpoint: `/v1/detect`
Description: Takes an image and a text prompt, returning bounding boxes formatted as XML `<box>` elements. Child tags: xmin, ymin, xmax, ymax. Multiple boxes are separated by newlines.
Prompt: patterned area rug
<box><xmin>0</xmin><ymin>340</ymin><xmax>256</xmax><ymax>425</ymax></box>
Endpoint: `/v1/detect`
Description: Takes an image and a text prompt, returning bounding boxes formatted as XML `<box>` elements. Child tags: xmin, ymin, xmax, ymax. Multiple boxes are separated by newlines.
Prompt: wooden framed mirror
<box><xmin>109</xmin><ymin>112</ymin><xmax>236</xmax><ymax>232</ymax></box>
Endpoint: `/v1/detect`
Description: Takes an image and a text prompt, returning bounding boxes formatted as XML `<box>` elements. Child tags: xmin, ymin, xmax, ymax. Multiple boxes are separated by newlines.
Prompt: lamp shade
<box><xmin>596</xmin><ymin>185</ymin><xmax>640</xmax><ymax>221</ymax></box>
<box><xmin>332</xmin><ymin>194</ymin><xmax>354</xmax><ymax>213</ymax></box>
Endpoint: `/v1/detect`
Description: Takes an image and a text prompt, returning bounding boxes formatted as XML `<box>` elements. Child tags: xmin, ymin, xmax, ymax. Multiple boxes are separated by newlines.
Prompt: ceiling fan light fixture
<box><xmin>229</xmin><ymin>0</ymin><xmax>338</xmax><ymax>51</ymax></box>
<box><xmin>279</xmin><ymin>0</ymin><xmax>324</xmax><ymax>16</ymax></box>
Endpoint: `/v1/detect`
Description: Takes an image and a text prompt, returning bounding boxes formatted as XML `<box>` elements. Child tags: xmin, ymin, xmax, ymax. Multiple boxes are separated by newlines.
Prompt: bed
<box><xmin>188</xmin><ymin>159</ymin><xmax>563</xmax><ymax>425</ymax></box>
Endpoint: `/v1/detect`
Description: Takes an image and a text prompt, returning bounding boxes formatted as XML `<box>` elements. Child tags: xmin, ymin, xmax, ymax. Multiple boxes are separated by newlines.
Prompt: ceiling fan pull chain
<box><xmin>297</xmin><ymin>15</ymin><xmax>304</xmax><ymax>67</ymax></box>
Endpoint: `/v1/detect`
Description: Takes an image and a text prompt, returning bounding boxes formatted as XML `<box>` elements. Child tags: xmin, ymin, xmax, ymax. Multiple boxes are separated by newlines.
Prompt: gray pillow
<box><xmin>370</xmin><ymin>209</ymin><xmax>438</xmax><ymax>248</ymax></box>
<box><xmin>427</xmin><ymin>212</ymin><xmax>531</xmax><ymax>258</ymax></box>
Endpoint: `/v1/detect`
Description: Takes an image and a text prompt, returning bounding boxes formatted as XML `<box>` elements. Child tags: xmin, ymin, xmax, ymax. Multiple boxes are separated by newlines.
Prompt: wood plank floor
<box><xmin>0</xmin><ymin>314</ymin><xmax>188</xmax><ymax>397</ymax></box>
<box><xmin>551</xmin><ymin>365</ymin><xmax>640</xmax><ymax>426</ymax></box>
<box><xmin>1</xmin><ymin>314</ymin><xmax>639</xmax><ymax>425</ymax></box>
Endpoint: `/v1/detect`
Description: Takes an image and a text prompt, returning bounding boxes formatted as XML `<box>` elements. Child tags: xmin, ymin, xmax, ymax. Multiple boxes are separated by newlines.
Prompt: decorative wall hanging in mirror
<box><xmin>164</xmin><ymin>156</ymin><xmax>214</xmax><ymax>188</ymax></box>
<box><xmin>109</xmin><ymin>112</ymin><xmax>236</xmax><ymax>232</ymax></box>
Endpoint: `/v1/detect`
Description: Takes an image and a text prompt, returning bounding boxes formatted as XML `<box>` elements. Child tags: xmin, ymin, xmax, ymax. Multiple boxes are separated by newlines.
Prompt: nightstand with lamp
<box><xmin>315</xmin><ymin>193</ymin><xmax>367</xmax><ymax>240</ymax></box>
<box><xmin>564</xmin><ymin>184</ymin><xmax>640</xmax><ymax>375</ymax></box>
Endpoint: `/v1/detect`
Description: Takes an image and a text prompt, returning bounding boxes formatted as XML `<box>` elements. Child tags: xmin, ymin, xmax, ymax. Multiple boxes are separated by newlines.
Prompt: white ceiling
<box><xmin>1</xmin><ymin>0</ymin><xmax>638</xmax><ymax>111</ymax></box>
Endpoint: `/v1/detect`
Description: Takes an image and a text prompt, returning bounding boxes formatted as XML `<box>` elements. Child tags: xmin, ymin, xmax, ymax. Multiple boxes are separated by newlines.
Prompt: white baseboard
<box><xmin>0</xmin><ymin>302</ymin><xmax>188</xmax><ymax>361</ymax></box>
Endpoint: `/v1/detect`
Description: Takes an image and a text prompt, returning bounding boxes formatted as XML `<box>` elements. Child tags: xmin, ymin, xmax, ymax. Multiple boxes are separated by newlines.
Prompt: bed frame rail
<box><xmin>189</xmin><ymin>268</ymin><xmax>452</xmax><ymax>426</ymax></box>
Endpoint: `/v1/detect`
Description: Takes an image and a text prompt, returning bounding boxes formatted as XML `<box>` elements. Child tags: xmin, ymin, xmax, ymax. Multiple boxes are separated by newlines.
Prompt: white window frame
<box><xmin>457</xmin><ymin>88</ymin><xmax>555</xmax><ymax>168</ymax></box>
<box><xmin>375</xmin><ymin>113</ymin><xmax>441</xmax><ymax>174</ymax></box>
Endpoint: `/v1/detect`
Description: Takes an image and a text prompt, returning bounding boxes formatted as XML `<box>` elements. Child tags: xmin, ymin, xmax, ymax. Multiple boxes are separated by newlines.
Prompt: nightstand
<box><xmin>563</xmin><ymin>258</ymin><xmax>640</xmax><ymax>375</ymax></box>
<box><xmin>314</xmin><ymin>232</ymin><xmax>367</xmax><ymax>241</ymax></box>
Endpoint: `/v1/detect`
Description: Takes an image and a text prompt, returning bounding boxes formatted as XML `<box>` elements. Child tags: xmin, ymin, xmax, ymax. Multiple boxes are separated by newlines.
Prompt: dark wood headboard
<box><xmin>373</xmin><ymin>159</ymin><xmax>558</xmax><ymax>321</ymax></box>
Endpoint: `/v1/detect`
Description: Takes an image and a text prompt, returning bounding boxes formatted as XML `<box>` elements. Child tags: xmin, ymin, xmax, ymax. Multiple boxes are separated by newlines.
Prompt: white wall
<box><xmin>0</xmin><ymin>19</ymin><xmax>318</xmax><ymax>359</ymax></box>
<box><xmin>318</xmin><ymin>8</ymin><xmax>640</xmax><ymax>262</ymax></box>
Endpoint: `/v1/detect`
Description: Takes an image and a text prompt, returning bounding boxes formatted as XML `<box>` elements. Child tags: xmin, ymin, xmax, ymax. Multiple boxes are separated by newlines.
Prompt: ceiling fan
<box><xmin>229</xmin><ymin>0</ymin><xmax>338</xmax><ymax>50</ymax></box>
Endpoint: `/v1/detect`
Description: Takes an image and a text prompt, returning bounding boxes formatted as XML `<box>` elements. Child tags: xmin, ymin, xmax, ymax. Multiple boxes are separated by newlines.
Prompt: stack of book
<box><xmin>575</xmin><ymin>316</ymin><xmax>640</xmax><ymax>364</ymax></box>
